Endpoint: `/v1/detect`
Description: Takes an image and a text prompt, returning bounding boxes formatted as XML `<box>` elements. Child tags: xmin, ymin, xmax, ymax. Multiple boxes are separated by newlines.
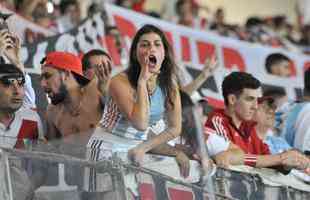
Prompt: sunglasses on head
<box><xmin>0</xmin><ymin>74</ymin><xmax>25</xmax><ymax>87</ymax></box>
<box><xmin>264</xmin><ymin>99</ymin><xmax>277</xmax><ymax>111</ymax></box>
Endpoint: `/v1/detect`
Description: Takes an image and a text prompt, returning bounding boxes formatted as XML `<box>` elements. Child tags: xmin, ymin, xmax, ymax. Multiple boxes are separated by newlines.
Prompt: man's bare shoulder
<box><xmin>46</xmin><ymin>104</ymin><xmax>62</xmax><ymax>120</ymax></box>
<box><xmin>111</xmin><ymin>72</ymin><xmax>129</xmax><ymax>83</ymax></box>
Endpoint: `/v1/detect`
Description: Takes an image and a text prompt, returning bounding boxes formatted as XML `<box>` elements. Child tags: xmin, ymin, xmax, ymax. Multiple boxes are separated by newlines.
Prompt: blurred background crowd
<box><xmin>1</xmin><ymin>0</ymin><xmax>310</xmax><ymax>55</ymax></box>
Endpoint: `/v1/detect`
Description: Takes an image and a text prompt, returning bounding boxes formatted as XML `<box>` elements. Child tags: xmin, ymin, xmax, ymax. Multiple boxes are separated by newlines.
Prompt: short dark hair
<box><xmin>304</xmin><ymin>68</ymin><xmax>310</xmax><ymax>96</ymax></box>
<box><xmin>175</xmin><ymin>0</ymin><xmax>195</xmax><ymax>15</ymax></box>
<box><xmin>263</xmin><ymin>86</ymin><xmax>286</xmax><ymax>99</ymax></box>
<box><xmin>265</xmin><ymin>53</ymin><xmax>290</xmax><ymax>73</ymax></box>
<box><xmin>245</xmin><ymin>17</ymin><xmax>263</xmax><ymax>29</ymax></box>
<box><xmin>222</xmin><ymin>72</ymin><xmax>261</xmax><ymax>105</ymax></box>
<box><xmin>59</xmin><ymin>0</ymin><xmax>78</xmax><ymax>15</ymax></box>
<box><xmin>0</xmin><ymin>63</ymin><xmax>23</xmax><ymax>76</ymax></box>
<box><xmin>82</xmin><ymin>49</ymin><xmax>111</xmax><ymax>71</ymax></box>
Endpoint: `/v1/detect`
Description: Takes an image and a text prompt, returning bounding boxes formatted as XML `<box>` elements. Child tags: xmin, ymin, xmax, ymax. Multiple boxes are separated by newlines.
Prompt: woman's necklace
<box><xmin>147</xmin><ymin>80</ymin><xmax>157</xmax><ymax>95</ymax></box>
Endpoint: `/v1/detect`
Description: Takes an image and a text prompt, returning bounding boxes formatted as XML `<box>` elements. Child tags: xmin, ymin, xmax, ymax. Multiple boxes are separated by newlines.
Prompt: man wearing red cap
<box><xmin>40</xmin><ymin>51</ymin><xmax>111</xmax><ymax>140</ymax></box>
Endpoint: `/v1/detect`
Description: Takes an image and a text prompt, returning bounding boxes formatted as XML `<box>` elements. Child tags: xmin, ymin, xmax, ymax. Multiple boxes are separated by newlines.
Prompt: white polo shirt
<box><xmin>0</xmin><ymin>107</ymin><xmax>44</xmax><ymax>148</ymax></box>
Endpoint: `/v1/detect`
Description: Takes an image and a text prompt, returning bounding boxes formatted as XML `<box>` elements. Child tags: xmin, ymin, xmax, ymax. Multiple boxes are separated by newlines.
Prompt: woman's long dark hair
<box><xmin>127</xmin><ymin>24</ymin><xmax>178</xmax><ymax>108</ymax></box>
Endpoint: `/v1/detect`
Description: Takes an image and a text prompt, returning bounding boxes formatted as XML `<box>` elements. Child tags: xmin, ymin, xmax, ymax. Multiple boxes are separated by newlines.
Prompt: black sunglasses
<box><xmin>0</xmin><ymin>75</ymin><xmax>25</xmax><ymax>87</ymax></box>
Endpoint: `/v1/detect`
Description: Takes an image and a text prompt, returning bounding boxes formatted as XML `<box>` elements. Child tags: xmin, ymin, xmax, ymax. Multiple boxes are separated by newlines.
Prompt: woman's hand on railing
<box><xmin>175</xmin><ymin>151</ymin><xmax>190</xmax><ymax>178</ymax></box>
<box><xmin>128</xmin><ymin>146</ymin><xmax>146</xmax><ymax>166</ymax></box>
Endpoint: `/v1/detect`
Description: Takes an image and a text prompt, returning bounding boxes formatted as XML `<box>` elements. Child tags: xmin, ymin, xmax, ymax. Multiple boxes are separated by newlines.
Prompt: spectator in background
<box><xmin>179</xmin><ymin>55</ymin><xmax>219</xmax><ymax>96</ymax></box>
<box><xmin>57</xmin><ymin>0</ymin><xmax>81</xmax><ymax>33</ymax></box>
<box><xmin>296</xmin><ymin>0</ymin><xmax>310</xmax><ymax>27</ymax></box>
<box><xmin>0</xmin><ymin>0</ymin><xmax>15</xmax><ymax>10</ymax></box>
<box><xmin>262</xmin><ymin>86</ymin><xmax>288</xmax><ymax>109</ymax></box>
<box><xmin>174</xmin><ymin>0</ymin><xmax>207</xmax><ymax>30</ymax></box>
<box><xmin>209</xmin><ymin>7</ymin><xmax>237</xmax><ymax>38</ymax></box>
<box><xmin>265</xmin><ymin>53</ymin><xmax>291</xmax><ymax>77</ymax></box>
<box><xmin>24</xmin><ymin>1</ymin><xmax>56</xmax><ymax>44</ymax></box>
<box><xmin>270</xmin><ymin>16</ymin><xmax>287</xmax><ymax>37</ymax></box>
<box><xmin>12</xmin><ymin>0</ymin><xmax>55</xmax><ymax>43</ymax></box>
<box><xmin>254</xmin><ymin>95</ymin><xmax>310</xmax><ymax>174</ymax></box>
<box><xmin>16</xmin><ymin>0</ymin><xmax>46</xmax><ymax>21</ymax></box>
<box><xmin>82</xmin><ymin>49</ymin><xmax>112</xmax><ymax>81</ymax></box>
<box><xmin>210</xmin><ymin>8</ymin><xmax>225</xmax><ymax>30</ymax></box>
<box><xmin>277</xmin><ymin>68</ymin><xmax>310</xmax><ymax>153</ymax></box>
<box><xmin>299</xmin><ymin>25</ymin><xmax>310</xmax><ymax>47</ymax></box>
<box><xmin>82</xmin><ymin>49</ymin><xmax>112</xmax><ymax>95</ymax></box>
<box><xmin>31</xmin><ymin>3</ymin><xmax>55</xmax><ymax>29</ymax></box>
<box><xmin>254</xmin><ymin>96</ymin><xmax>291</xmax><ymax>154</ymax></box>
<box><xmin>204</xmin><ymin>72</ymin><xmax>310</xmax><ymax>172</ymax></box>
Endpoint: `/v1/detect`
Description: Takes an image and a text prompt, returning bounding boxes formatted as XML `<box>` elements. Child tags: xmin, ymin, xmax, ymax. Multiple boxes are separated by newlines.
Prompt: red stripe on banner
<box><xmin>196</xmin><ymin>40</ymin><xmax>215</xmax><ymax>64</ymax></box>
<box><xmin>181</xmin><ymin>36</ymin><xmax>191</xmax><ymax>62</ymax></box>
<box><xmin>164</xmin><ymin>31</ymin><xmax>174</xmax><ymax>48</ymax></box>
<box><xmin>168</xmin><ymin>188</ymin><xmax>193</xmax><ymax>200</ymax></box>
<box><xmin>139</xmin><ymin>183</ymin><xmax>156</xmax><ymax>200</ymax></box>
<box><xmin>205</xmin><ymin>97</ymin><xmax>224</xmax><ymax>109</ymax></box>
<box><xmin>105</xmin><ymin>35</ymin><xmax>121</xmax><ymax>66</ymax></box>
<box><xmin>289</xmin><ymin>61</ymin><xmax>297</xmax><ymax>76</ymax></box>
<box><xmin>222</xmin><ymin>47</ymin><xmax>246</xmax><ymax>71</ymax></box>
<box><xmin>113</xmin><ymin>15</ymin><xmax>137</xmax><ymax>40</ymax></box>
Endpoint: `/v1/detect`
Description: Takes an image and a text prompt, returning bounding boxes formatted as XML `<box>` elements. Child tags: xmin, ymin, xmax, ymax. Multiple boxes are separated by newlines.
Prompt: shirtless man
<box><xmin>40</xmin><ymin>51</ymin><xmax>111</xmax><ymax>140</ymax></box>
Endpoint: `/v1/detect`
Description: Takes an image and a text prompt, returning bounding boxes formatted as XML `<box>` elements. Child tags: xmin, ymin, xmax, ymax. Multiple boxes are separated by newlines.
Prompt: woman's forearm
<box><xmin>138</xmin><ymin>128</ymin><xmax>181</xmax><ymax>153</ymax></box>
<box><xmin>129</xmin><ymin>80</ymin><xmax>150</xmax><ymax>130</ymax></box>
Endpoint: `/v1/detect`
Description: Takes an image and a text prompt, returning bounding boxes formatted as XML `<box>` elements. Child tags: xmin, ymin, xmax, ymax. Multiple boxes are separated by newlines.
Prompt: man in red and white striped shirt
<box><xmin>204</xmin><ymin>72</ymin><xmax>309</xmax><ymax>171</ymax></box>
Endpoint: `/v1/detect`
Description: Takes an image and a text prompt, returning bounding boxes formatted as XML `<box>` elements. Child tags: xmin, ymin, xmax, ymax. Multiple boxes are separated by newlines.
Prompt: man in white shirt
<box><xmin>0</xmin><ymin>63</ymin><xmax>44</xmax><ymax>148</ymax></box>
<box><xmin>0</xmin><ymin>63</ymin><xmax>46</xmax><ymax>200</ymax></box>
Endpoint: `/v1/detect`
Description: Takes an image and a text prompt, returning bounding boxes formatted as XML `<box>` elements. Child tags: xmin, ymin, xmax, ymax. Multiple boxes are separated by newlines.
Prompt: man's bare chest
<box><xmin>55</xmin><ymin>106</ymin><xmax>102</xmax><ymax>136</ymax></box>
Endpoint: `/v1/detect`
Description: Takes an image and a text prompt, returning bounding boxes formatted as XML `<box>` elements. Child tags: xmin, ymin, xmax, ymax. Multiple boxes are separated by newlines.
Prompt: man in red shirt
<box><xmin>205</xmin><ymin>72</ymin><xmax>309</xmax><ymax>171</ymax></box>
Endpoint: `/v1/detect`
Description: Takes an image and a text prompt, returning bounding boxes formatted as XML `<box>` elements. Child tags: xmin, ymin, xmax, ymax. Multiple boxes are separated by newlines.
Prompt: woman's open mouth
<box><xmin>149</xmin><ymin>55</ymin><xmax>157</xmax><ymax>68</ymax></box>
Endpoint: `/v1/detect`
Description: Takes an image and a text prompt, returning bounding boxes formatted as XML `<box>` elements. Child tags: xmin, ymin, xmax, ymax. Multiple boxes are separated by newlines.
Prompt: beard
<box><xmin>50</xmin><ymin>83</ymin><xmax>68</xmax><ymax>105</ymax></box>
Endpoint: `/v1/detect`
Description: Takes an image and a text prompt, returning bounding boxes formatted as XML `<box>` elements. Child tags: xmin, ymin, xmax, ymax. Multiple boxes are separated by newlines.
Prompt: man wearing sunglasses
<box><xmin>0</xmin><ymin>63</ymin><xmax>44</xmax><ymax>148</ymax></box>
<box><xmin>0</xmin><ymin>29</ymin><xmax>36</xmax><ymax>109</ymax></box>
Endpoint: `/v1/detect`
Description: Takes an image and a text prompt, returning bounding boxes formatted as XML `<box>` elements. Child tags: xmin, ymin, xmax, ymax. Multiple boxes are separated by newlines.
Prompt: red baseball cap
<box><xmin>43</xmin><ymin>51</ymin><xmax>90</xmax><ymax>86</ymax></box>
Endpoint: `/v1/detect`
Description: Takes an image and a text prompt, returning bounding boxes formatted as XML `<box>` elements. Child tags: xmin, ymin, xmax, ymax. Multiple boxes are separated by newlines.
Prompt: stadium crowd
<box><xmin>0</xmin><ymin>0</ymin><xmax>310</xmax><ymax>199</ymax></box>
<box><xmin>1</xmin><ymin>0</ymin><xmax>310</xmax><ymax>54</ymax></box>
